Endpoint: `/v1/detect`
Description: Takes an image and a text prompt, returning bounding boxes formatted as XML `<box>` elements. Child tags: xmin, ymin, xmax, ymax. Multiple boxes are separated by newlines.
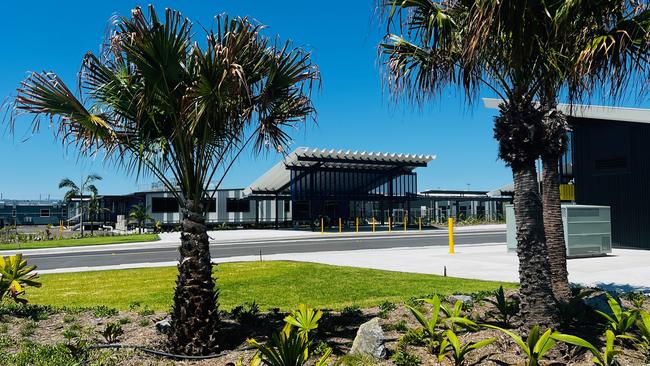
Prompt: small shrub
<box><xmin>438</xmin><ymin>329</ymin><xmax>495</xmax><ymax>366</ymax></box>
<box><xmin>137</xmin><ymin>306</ymin><xmax>154</xmax><ymax>317</ymax></box>
<box><xmin>391</xmin><ymin>349</ymin><xmax>421</xmax><ymax>366</ymax></box>
<box><xmin>483</xmin><ymin>286</ymin><xmax>519</xmax><ymax>325</ymax></box>
<box><xmin>92</xmin><ymin>305</ymin><xmax>118</xmax><ymax>318</ymax></box>
<box><xmin>62</xmin><ymin>314</ymin><xmax>76</xmax><ymax>324</ymax></box>
<box><xmin>20</xmin><ymin>320</ymin><xmax>38</xmax><ymax>337</ymax></box>
<box><xmin>379</xmin><ymin>301</ymin><xmax>397</xmax><ymax>319</ymax></box>
<box><xmin>484</xmin><ymin>324</ymin><xmax>556</xmax><ymax>366</ymax></box>
<box><xmin>62</xmin><ymin>323</ymin><xmax>82</xmax><ymax>340</ymax></box>
<box><xmin>313</xmin><ymin>340</ymin><xmax>332</xmax><ymax>356</ymax></box>
<box><xmin>334</xmin><ymin>353</ymin><xmax>377</xmax><ymax>366</ymax></box>
<box><xmin>138</xmin><ymin>318</ymin><xmax>150</xmax><ymax>327</ymax></box>
<box><xmin>231</xmin><ymin>301</ymin><xmax>260</xmax><ymax>324</ymax></box>
<box><xmin>118</xmin><ymin>317</ymin><xmax>131</xmax><ymax>325</ymax></box>
<box><xmin>385</xmin><ymin>319</ymin><xmax>409</xmax><ymax>332</ymax></box>
<box><xmin>553</xmin><ymin>330</ymin><xmax>622</xmax><ymax>366</ymax></box>
<box><xmin>341</xmin><ymin>305</ymin><xmax>363</xmax><ymax>319</ymax></box>
<box><xmin>0</xmin><ymin>323</ymin><xmax>8</xmax><ymax>334</ymax></box>
<box><xmin>596</xmin><ymin>293</ymin><xmax>638</xmax><ymax>336</ymax></box>
<box><xmin>128</xmin><ymin>301</ymin><xmax>142</xmax><ymax>311</ymax></box>
<box><xmin>99</xmin><ymin>322</ymin><xmax>124</xmax><ymax>343</ymax></box>
<box><xmin>398</xmin><ymin>328</ymin><xmax>428</xmax><ymax>348</ymax></box>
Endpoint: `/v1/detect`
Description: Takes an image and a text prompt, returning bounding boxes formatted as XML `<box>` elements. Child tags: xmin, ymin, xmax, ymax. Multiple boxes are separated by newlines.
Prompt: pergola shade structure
<box><xmin>246</xmin><ymin>148</ymin><xmax>435</xmax><ymax>225</ymax></box>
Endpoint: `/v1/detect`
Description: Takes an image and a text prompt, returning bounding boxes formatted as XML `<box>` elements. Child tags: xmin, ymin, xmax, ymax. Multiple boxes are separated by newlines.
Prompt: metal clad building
<box><xmin>0</xmin><ymin>200</ymin><xmax>66</xmax><ymax>227</ymax></box>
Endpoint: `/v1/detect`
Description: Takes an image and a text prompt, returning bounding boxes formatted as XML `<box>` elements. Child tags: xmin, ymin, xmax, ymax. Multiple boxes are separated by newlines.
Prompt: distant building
<box><xmin>0</xmin><ymin>200</ymin><xmax>67</xmax><ymax>227</ymax></box>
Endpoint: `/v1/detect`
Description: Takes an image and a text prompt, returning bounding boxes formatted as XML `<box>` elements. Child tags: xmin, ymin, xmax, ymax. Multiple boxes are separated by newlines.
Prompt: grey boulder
<box><xmin>155</xmin><ymin>317</ymin><xmax>171</xmax><ymax>334</ymax></box>
<box><xmin>350</xmin><ymin>317</ymin><xmax>385</xmax><ymax>359</ymax></box>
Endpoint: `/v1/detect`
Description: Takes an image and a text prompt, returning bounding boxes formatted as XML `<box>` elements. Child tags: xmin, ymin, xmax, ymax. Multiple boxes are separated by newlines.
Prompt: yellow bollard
<box><xmin>372</xmin><ymin>218</ymin><xmax>376</xmax><ymax>233</ymax></box>
<box><xmin>448</xmin><ymin>218</ymin><xmax>455</xmax><ymax>254</ymax></box>
<box><xmin>418</xmin><ymin>217</ymin><xmax>422</xmax><ymax>231</ymax></box>
<box><xmin>356</xmin><ymin>217</ymin><xmax>359</xmax><ymax>233</ymax></box>
<box><xmin>339</xmin><ymin>218</ymin><xmax>342</xmax><ymax>233</ymax></box>
<box><xmin>404</xmin><ymin>216</ymin><xmax>407</xmax><ymax>232</ymax></box>
<box><xmin>321</xmin><ymin>217</ymin><xmax>324</xmax><ymax>234</ymax></box>
<box><xmin>388</xmin><ymin>217</ymin><xmax>392</xmax><ymax>232</ymax></box>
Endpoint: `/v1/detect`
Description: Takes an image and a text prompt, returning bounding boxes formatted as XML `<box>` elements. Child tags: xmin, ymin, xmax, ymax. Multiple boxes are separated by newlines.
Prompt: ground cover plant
<box><xmin>0</xmin><ymin>233</ymin><xmax>159</xmax><ymax>250</ymax></box>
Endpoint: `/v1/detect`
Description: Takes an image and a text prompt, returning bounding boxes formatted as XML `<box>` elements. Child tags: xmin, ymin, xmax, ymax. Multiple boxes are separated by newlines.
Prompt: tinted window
<box><xmin>226</xmin><ymin>198</ymin><xmax>250</xmax><ymax>213</ymax></box>
<box><xmin>151</xmin><ymin>197</ymin><xmax>179</xmax><ymax>213</ymax></box>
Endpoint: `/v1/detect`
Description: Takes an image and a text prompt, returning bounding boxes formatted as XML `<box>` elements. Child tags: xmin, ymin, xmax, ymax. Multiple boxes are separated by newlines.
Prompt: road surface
<box><xmin>24</xmin><ymin>230</ymin><xmax>505</xmax><ymax>271</ymax></box>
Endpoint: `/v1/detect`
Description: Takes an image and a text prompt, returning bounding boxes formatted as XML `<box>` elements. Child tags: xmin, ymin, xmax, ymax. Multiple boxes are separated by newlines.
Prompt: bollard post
<box><xmin>339</xmin><ymin>218</ymin><xmax>342</xmax><ymax>233</ymax></box>
<box><xmin>448</xmin><ymin>217</ymin><xmax>455</xmax><ymax>254</ymax></box>
<box><xmin>388</xmin><ymin>216</ymin><xmax>392</xmax><ymax>232</ymax></box>
<box><xmin>404</xmin><ymin>216</ymin><xmax>407</xmax><ymax>232</ymax></box>
<box><xmin>418</xmin><ymin>217</ymin><xmax>422</xmax><ymax>231</ymax></box>
<box><xmin>356</xmin><ymin>217</ymin><xmax>359</xmax><ymax>233</ymax></box>
<box><xmin>321</xmin><ymin>217</ymin><xmax>324</xmax><ymax>234</ymax></box>
<box><xmin>372</xmin><ymin>218</ymin><xmax>376</xmax><ymax>233</ymax></box>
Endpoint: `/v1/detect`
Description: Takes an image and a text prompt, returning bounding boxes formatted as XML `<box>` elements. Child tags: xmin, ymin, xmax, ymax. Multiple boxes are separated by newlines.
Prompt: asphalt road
<box><xmin>26</xmin><ymin>230</ymin><xmax>505</xmax><ymax>270</ymax></box>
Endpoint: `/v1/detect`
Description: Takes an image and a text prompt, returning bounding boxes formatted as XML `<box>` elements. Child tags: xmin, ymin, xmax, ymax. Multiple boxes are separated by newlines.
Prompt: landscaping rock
<box><xmin>583</xmin><ymin>291</ymin><xmax>621</xmax><ymax>318</ymax></box>
<box><xmin>448</xmin><ymin>294</ymin><xmax>473</xmax><ymax>306</ymax></box>
<box><xmin>350</xmin><ymin>317</ymin><xmax>385</xmax><ymax>359</ymax></box>
<box><xmin>155</xmin><ymin>317</ymin><xmax>171</xmax><ymax>334</ymax></box>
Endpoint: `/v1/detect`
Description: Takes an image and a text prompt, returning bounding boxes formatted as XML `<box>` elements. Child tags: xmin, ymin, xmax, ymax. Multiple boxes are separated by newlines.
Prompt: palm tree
<box><xmin>59</xmin><ymin>174</ymin><xmax>102</xmax><ymax>237</ymax></box>
<box><xmin>379</xmin><ymin>0</ymin><xmax>559</xmax><ymax>327</ymax></box>
<box><xmin>12</xmin><ymin>6</ymin><xmax>318</xmax><ymax>355</ymax></box>
<box><xmin>129</xmin><ymin>204</ymin><xmax>152</xmax><ymax>234</ymax></box>
<box><xmin>87</xmin><ymin>191</ymin><xmax>111</xmax><ymax>236</ymax></box>
<box><xmin>533</xmin><ymin>1</ymin><xmax>650</xmax><ymax>302</ymax></box>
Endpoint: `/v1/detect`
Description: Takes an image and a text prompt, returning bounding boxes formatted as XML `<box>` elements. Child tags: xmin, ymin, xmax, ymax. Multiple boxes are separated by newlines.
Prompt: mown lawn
<box><xmin>27</xmin><ymin>261</ymin><xmax>516</xmax><ymax>311</ymax></box>
<box><xmin>0</xmin><ymin>234</ymin><xmax>160</xmax><ymax>250</ymax></box>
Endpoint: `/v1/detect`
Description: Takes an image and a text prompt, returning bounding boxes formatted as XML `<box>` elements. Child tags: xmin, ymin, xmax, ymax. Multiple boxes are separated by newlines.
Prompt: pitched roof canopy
<box><xmin>246</xmin><ymin>147</ymin><xmax>436</xmax><ymax>195</ymax></box>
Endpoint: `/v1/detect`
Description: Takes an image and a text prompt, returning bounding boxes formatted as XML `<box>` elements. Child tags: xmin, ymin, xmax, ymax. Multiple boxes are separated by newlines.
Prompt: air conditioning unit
<box><xmin>505</xmin><ymin>204</ymin><xmax>612</xmax><ymax>258</ymax></box>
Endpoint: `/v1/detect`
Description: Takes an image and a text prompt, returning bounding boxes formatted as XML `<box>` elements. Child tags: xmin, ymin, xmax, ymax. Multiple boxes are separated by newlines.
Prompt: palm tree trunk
<box><xmin>540</xmin><ymin>102</ymin><xmax>572</xmax><ymax>303</ymax></box>
<box><xmin>169</xmin><ymin>200</ymin><xmax>219</xmax><ymax>355</ymax></box>
<box><xmin>542</xmin><ymin>159</ymin><xmax>572</xmax><ymax>303</ymax></box>
<box><xmin>513</xmin><ymin>163</ymin><xmax>559</xmax><ymax>328</ymax></box>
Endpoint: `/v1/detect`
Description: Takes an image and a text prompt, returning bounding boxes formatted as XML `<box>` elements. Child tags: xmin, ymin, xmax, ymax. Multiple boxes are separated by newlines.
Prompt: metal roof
<box><xmin>245</xmin><ymin>147</ymin><xmax>436</xmax><ymax>195</ymax></box>
<box><xmin>483</xmin><ymin>98</ymin><xmax>650</xmax><ymax>124</ymax></box>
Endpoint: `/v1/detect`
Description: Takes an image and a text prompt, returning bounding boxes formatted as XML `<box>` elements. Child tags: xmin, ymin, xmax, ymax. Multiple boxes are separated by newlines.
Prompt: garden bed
<box><xmin>1</xmin><ymin>288</ymin><xmax>648</xmax><ymax>365</ymax></box>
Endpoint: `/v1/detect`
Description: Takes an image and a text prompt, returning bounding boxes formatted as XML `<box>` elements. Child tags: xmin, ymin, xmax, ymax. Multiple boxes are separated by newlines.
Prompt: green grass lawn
<box><xmin>27</xmin><ymin>261</ymin><xmax>516</xmax><ymax>311</ymax></box>
<box><xmin>0</xmin><ymin>234</ymin><xmax>160</xmax><ymax>250</ymax></box>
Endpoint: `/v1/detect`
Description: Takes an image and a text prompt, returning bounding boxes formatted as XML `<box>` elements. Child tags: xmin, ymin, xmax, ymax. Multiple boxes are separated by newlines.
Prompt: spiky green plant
<box><xmin>483</xmin><ymin>324</ymin><xmax>556</xmax><ymax>366</ymax></box>
<box><xmin>438</xmin><ymin>329</ymin><xmax>495</xmax><ymax>366</ymax></box>
<box><xmin>552</xmin><ymin>330</ymin><xmax>623</xmax><ymax>366</ymax></box>
<box><xmin>0</xmin><ymin>254</ymin><xmax>41</xmax><ymax>304</ymax></box>
<box><xmin>596</xmin><ymin>293</ymin><xmax>638</xmax><ymax>337</ymax></box>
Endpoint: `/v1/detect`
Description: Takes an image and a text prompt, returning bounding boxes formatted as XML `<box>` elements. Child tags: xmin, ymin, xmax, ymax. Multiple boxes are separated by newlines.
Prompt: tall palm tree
<box><xmin>129</xmin><ymin>203</ymin><xmax>152</xmax><ymax>234</ymax></box>
<box><xmin>12</xmin><ymin>6</ymin><xmax>318</xmax><ymax>355</ymax></box>
<box><xmin>379</xmin><ymin>0</ymin><xmax>559</xmax><ymax>327</ymax></box>
<box><xmin>533</xmin><ymin>0</ymin><xmax>650</xmax><ymax>302</ymax></box>
<box><xmin>59</xmin><ymin>174</ymin><xmax>102</xmax><ymax>237</ymax></box>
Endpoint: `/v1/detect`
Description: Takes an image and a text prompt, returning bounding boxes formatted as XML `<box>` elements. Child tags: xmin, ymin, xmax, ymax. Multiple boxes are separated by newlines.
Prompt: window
<box><xmin>226</xmin><ymin>198</ymin><xmax>250</xmax><ymax>213</ymax></box>
<box><xmin>11</xmin><ymin>209</ymin><xmax>16</xmax><ymax>217</ymax></box>
<box><xmin>151</xmin><ymin>197</ymin><xmax>179</xmax><ymax>213</ymax></box>
<box><xmin>284</xmin><ymin>199</ymin><xmax>291</xmax><ymax>212</ymax></box>
<box><xmin>40</xmin><ymin>209</ymin><xmax>50</xmax><ymax>217</ymax></box>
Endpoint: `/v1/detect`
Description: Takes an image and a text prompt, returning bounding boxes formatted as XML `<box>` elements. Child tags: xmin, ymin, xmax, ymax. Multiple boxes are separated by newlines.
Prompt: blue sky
<box><xmin>1</xmin><ymin>1</ymin><xmax>643</xmax><ymax>200</ymax></box>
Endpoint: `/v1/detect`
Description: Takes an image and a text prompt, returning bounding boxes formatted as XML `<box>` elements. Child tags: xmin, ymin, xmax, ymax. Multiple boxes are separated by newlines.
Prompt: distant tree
<box><xmin>87</xmin><ymin>191</ymin><xmax>111</xmax><ymax>236</ymax></box>
<box><xmin>129</xmin><ymin>204</ymin><xmax>152</xmax><ymax>234</ymax></box>
<box><xmin>59</xmin><ymin>174</ymin><xmax>102</xmax><ymax>237</ymax></box>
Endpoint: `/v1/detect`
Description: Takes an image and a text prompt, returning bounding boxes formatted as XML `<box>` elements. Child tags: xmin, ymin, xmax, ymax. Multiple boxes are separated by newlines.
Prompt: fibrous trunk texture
<box><xmin>494</xmin><ymin>100</ymin><xmax>559</xmax><ymax>329</ymax></box>
<box><xmin>541</xmin><ymin>109</ymin><xmax>572</xmax><ymax>302</ymax></box>
<box><xmin>513</xmin><ymin>164</ymin><xmax>559</xmax><ymax>328</ymax></box>
<box><xmin>169</xmin><ymin>200</ymin><xmax>220</xmax><ymax>355</ymax></box>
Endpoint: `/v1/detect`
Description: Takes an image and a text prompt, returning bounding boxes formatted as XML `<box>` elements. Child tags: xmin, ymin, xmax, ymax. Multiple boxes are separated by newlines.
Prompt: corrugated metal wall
<box><xmin>572</xmin><ymin>117</ymin><xmax>650</xmax><ymax>249</ymax></box>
